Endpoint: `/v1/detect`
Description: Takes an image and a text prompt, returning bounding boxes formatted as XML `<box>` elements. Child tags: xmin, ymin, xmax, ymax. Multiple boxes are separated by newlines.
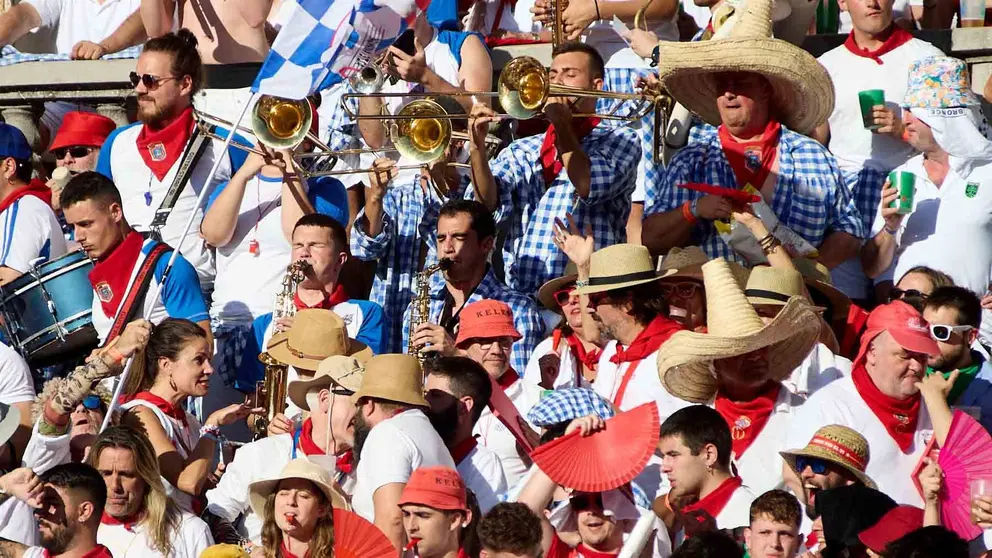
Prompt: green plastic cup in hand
<box><xmin>859</xmin><ymin>90</ymin><xmax>885</xmax><ymax>130</ymax></box>
<box><xmin>888</xmin><ymin>171</ymin><xmax>916</xmax><ymax>215</ymax></box>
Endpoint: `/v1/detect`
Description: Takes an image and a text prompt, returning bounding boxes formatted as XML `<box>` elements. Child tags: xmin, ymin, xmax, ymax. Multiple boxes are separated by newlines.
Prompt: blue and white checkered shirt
<box><xmin>644</xmin><ymin>124</ymin><xmax>865</xmax><ymax>262</ymax></box>
<box><xmin>401</xmin><ymin>267</ymin><xmax>546</xmax><ymax>373</ymax></box>
<box><xmin>468</xmin><ymin>124</ymin><xmax>641</xmax><ymax>297</ymax></box>
<box><xmin>350</xmin><ymin>173</ymin><xmax>469</xmax><ymax>354</ymax></box>
<box><xmin>843</xmin><ymin>166</ymin><xmax>889</xmax><ymax>234</ymax></box>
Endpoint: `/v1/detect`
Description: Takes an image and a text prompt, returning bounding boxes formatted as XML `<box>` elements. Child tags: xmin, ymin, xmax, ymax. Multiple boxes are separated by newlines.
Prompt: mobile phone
<box><xmin>391</xmin><ymin>29</ymin><xmax>416</xmax><ymax>56</ymax></box>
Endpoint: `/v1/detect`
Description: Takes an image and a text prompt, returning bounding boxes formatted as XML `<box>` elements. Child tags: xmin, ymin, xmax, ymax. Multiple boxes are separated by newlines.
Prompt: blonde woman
<box><xmin>89</xmin><ymin>425</ymin><xmax>213</xmax><ymax>557</ymax></box>
<box><xmin>248</xmin><ymin>458</ymin><xmax>346</xmax><ymax>558</ymax></box>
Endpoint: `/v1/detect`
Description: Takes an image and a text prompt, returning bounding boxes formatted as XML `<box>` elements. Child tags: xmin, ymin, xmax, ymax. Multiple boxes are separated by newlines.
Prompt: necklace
<box><xmin>249</xmin><ymin>175</ymin><xmax>283</xmax><ymax>256</ymax></box>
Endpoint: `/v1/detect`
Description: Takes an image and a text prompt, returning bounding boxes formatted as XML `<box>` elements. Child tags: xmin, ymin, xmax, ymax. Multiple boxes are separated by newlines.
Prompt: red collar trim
<box><xmin>293</xmin><ymin>283</ymin><xmax>349</xmax><ymax>310</ymax></box>
<box><xmin>842</xmin><ymin>26</ymin><xmax>914</xmax><ymax>64</ymax></box>
<box><xmin>280</xmin><ymin>542</ymin><xmax>309</xmax><ymax>558</ymax></box>
<box><xmin>0</xmin><ymin>180</ymin><xmax>52</xmax><ymax>214</ymax></box>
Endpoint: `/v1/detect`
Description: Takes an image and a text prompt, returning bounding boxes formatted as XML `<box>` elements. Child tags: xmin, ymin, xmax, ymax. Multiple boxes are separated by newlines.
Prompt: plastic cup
<box><xmin>888</xmin><ymin>171</ymin><xmax>916</xmax><ymax>215</ymax></box>
<box><xmin>971</xmin><ymin>478</ymin><xmax>992</xmax><ymax>524</ymax></box>
<box><xmin>859</xmin><ymin>90</ymin><xmax>885</xmax><ymax>130</ymax></box>
<box><xmin>961</xmin><ymin>0</ymin><xmax>986</xmax><ymax>26</ymax></box>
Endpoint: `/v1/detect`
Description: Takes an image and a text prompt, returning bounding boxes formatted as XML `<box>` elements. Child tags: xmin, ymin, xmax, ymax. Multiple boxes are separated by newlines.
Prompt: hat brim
<box><xmin>266</xmin><ymin>333</ymin><xmax>373</xmax><ymax>372</ymax></box>
<box><xmin>573</xmin><ymin>269</ymin><xmax>676</xmax><ymax>296</ymax></box>
<box><xmin>352</xmin><ymin>385</ymin><xmax>430</xmax><ymax>408</ymax></box>
<box><xmin>537</xmin><ymin>273</ymin><xmax>579</xmax><ymax>312</ymax></box>
<box><xmin>658</xmin><ymin>297</ymin><xmax>821</xmax><ymax>402</ymax></box>
<box><xmin>779</xmin><ymin>447</ymin><xmax>876</xmax><ymax>489</ymax></box>
<box><xmin>248</xmin><ymin>471</ymin><xmax>349</xmax><ymax>517</ymax></box>
<box><xmin>49</xmin><ymin>132</ymin><xmax>105</xmax><ymax>152</ymax></box>
<box><xmin>656</xmin><ymin>38</ymin><xmax>835</xmax><ymax>135</ymax></box>
<box><xmin>890</xmin><ymin>327</ymin><xmax>940</xmax><ymax>357</ymax></box>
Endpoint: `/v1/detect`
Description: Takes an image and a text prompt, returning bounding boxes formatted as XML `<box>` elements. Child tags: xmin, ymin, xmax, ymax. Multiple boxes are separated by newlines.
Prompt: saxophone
<box><xmin>408</xmin><ymin>258</ymin><xmax>453</xmax><ymax>366</ymax></box>
<box><xmin>253</xmin><ymin>260</ymin><xmax>312</xmax><ymax>438</ymax></box>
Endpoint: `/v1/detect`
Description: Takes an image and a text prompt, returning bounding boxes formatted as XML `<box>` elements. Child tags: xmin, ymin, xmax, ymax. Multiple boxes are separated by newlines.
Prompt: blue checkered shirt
<box><xmin>600</xmin><ymin>68</ymin><xmax>662</xmax><ymax>204</ymax></box>
<box><xmin>843</xmin><ymin>166</ymin><xmax>889</xmax><ymax>233</ymax></box>
<box><xmin>526</xmin><ymin>387</ymin><xmax>615</xmax><ymax>427</ymax></box>
<box><xmin>468</xmin><ymin>124</ymin><xmax>641</xmax><ymax>296</ymax></box>
<box><xmin>351</xmin><ymin>173</ymin><xmax>468</xmax><ymax>354</ymax></box>
<box><xmin>324</xmin><ymin>83</ymin><xmax>359</xmax><ymax>153</ymax></box>
<box><xmin>401</xmin><ymin>267</ymin><xmax>546</xmax><ymax>373</ymax></box>
<box><xmin>644</xmin><ymin>124</ymin><xmax>865</xmax><ymax>262</ymax></box>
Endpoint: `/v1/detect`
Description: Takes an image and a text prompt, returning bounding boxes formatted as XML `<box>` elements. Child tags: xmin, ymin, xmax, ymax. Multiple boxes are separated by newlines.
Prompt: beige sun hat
<box><xmin>537</xmin><ymin>262</ymin><xmax>579</xmax><ymax>312</ymax></box>
<box><xmin>780</xmin><ymin>425</ymin><xmax>876</xmax><ymax>489</ymax></box>
<box><xmin>248</xmin><ymin>458</ymin><xmax>349</xmax><ymax>517</ymax></box>
<box><xmin>657</xmin><ymin>258</ymin><xmax>821</xmax><ymax>402</ymax></box>
<box><xmin>657</xmin><ymin>246</ymin><xmax>750</xmax><ymax>287</ymax></box>
<box><xmin>655</xmin><ymin>0</ymin><xmax>834</xmax><ymax>135</ymax></box>
<box><xmin>573</xmin><ymin>244</ymin><xmax>672</xmax><ymax>296</ymax></box>
<box><xmin>744</xmin><ymin>266</ymin><xmax>808</xmax><ymax>307</ymax></box>
<box><xmin>266</xmin><ymin>309</ymin><xmax>373</xmax><ymax>371</ymax></box>
<box><xmin>287</xmin><ymin>355</ymin><xmax>369</xmax><ymax>412</ymax></box>
<box><xmin>352</xmin><ymin>354</ymin><xmax>429</xmax><ymax>408</ymax></box>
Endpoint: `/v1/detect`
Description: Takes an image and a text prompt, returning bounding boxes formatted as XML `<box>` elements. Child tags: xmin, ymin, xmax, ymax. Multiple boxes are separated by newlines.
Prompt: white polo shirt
<box><xmin>352</xmin><ymin>409</ymin><xmax>455</xmax><ymax>522</ymax></box>
<box><xmin>23</xmin><ymin>0</ymin><xmax>141</xmax><ymax>55</ymax></box>
<box><xmin>0</xmin><ymin>194</ymin><xmax>67</xmax><ymax>274</ymax></box>
<box><xmin>784</xmin><ymin>342</ymin><xmax>850</xmax><ymax>399</ymax></box>
<box><xmin>787</xmin><ymin>376</ymin><xmax>933</xmax><ymax>507</ymax></box>
<box><xmin>0</xmin><ymin>342</ymin><xmax>36</xmax><ymax>405</ymax></box>
<box><xmin>474</xmin><ymin>376</ymin><xmax>543</xmax><ymax>488</ymax></box>
<box><xmin>726</xmin><ymin>386</ymin><xmax>803</xmax><ymax>496</ymax></box>
<box><xmin>98</xmin><ymin>511</ymin><xmax>213</xmax><ymax>558</ymax></box>
<box><xmin>456</xmin><ymin>443</ymin><xmax>508</xmax><ymax>514</ymax></box>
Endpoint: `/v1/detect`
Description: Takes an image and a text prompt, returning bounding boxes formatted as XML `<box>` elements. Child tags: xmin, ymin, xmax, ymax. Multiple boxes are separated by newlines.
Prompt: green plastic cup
<box><xmin>888</xmin><ymin>171</ymin><xmax>916</xmax><ymax>215</ymax></box>
<box><xmin>859</xmin><ymin>90</ymin><xmax>885</xmax><ymax>130</ymax></box>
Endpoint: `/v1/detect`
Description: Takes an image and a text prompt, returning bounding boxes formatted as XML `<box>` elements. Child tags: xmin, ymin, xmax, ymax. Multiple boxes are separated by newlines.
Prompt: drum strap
<box><xmin>148</xmin><ymin>123</ymin><xmax>216</xmax><ymax>238</ymax></box>
<box><xmin>105</xmin><ymin>241</ymin><xmax>171</xmax><ymax>343</ymax></box>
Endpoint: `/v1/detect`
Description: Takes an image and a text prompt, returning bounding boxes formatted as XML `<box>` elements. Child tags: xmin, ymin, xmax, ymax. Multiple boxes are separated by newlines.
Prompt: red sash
<box><xmin>714</xmin><ymin>384</ymin><xmax>780</xmax><ymax>458</ymax></box>
<box><xmin>135</xmin><ymin>107</ymin><xmax>196</xmax><ymax>181</ymax></box>
<box><xmin>293</xmin><ymin>283</ymin><xmax>349</xmax><ymax>310</ymax></box>
<box><xmin>682</xmin><ymin>476</ymin><xmax>743</xmax><ymax>521</ymax></box>
<box><xmin>843</xmin><ymin>26</ymin><xmax>914</xmax><ymax>64</ymax></box>
<box><xmin>851</xmin><ymin>363</ymin><xmax>919</xmax><ymax>452</ymax></box>
<box><xmin>718</xmin><ymin>119</ymin><xmax>781</xmax><ymax>191</ymax></box>
<box><xmin>540</xmin><ymin>117</ymin><xmax>600</xmax><ymax>187</ymax></box>
<box><xmin>89</xmin><ymin>231</ymin><xmax>145</xmax><ymax>318</ymax></box>
<box><xmin>0</xmin><ymin>180</ymin><xmax>52</xmax><ymax>214</ymax></box>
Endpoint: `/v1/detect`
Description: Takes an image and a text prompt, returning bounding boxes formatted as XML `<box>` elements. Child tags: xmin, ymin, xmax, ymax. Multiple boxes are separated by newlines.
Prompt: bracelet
<box><xmin>883</xmin><ymin>225</ymin><xmax>900</xmax><ymax>236</ymax></box>
<box><xmin>681</xmin><ymin>201</ymin><xmax>698</xmax><ymax>224</ymax></box>
<box><xmin>758</xmin><ymin>233</ymin><xmax>782</xmax><ymax>255</ymax></box>
<box><xmin>594</xmin><ymin>0</ymin><xmax>601</xmax><ymax>20</ymax></box>
<box><xmin>575</xmin><ymin>279</ymin><xmax>589</xmax><ymax>288</ymax></box>
<box><xmin>107</xmin><ymin>346</ymin><xmax>125</xmax><ymax>364</ymax></box>
<box><xmin>200</xmin><ymin>424</ymin><xmax>221</xmax><ymax>441</ymax></box>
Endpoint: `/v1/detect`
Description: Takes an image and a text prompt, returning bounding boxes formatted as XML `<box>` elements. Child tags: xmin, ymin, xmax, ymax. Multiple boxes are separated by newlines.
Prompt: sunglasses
<box><xmin>81</xmin><ymin>394</ymin><xmax>104</xmax><ymax>411</ymax></box>
<box><xmin>553</xmin><ymin>288</ymin><xmax>577</xmax><ymax>306</ymax></box>
<box><xmin>930</xmin><ymin>323</ymin><xmax>974</xmax><ymax>342</ymax></box>
<box><xmin>660</xmin><ymin>282</ymin><xmax>701</xmax><ymax>300</ymax></box>
<box><xmin>587</xmin><ymin>291</ymin><xmax>612</xmax><ymax>307</ymax></box>
<box><xmin>476</xmin><ymin>337</ymin><xmax>514</xmax><ymax>351</ymax></box>
<box><xmin>888</xmin><ymin>288</ymin><xmax>929</xmax><ymax>303</ymax></box>
<box><xmin>570</xmin><ymin>492</ymin><xmax>603</xmax><ymax>512</ymax></box>
<box><xmin>53</xmin><ymin>146</ymin><xmax>93</xmax><ymax>159</ymax></box>
<box><xmin>795</xmin><ymin>456</ymin><xmax>831</xmax><ymax>475</ymax></box>
<box><xmin>129</xmin><ymin>72</ymin><xmax>178</xmax><ymax>89</ymax></box>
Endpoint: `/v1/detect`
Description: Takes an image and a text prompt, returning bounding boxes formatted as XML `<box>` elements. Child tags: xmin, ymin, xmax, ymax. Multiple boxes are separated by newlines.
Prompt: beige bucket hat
<box><xmin>654</xmin><ymin>0</ymin><xmax>835</xmax><ymax>135</ymax></box>
<box><xmin>266</xmin><ymin>309</ymin><xmax>373</xmax><ymax>371</ymax></box>
<box><xmin>780</xmin><ymin>424</ymin><xmax>876</xmax><ymax>489</ymax></box>
<box><xmin>657</xmin><ymin>258</ymin><xmax>821</xmax><ymax>402</ymax></box>
<box><xmin>352</xmin><ymin>354</ymin><xmax>430</xmax><ymax>408</ymax></box>
<box><xmin>287</xmin><ymin>355</ymin><xmax>370</xmax><ymax>412</ymax></box>
<box><xmin>573</xmin><ymin>244</ymin><xmax>672</xmax><ymax>296</ymax></box>
<box><xmin>248</xmin><ymin>458</ymin><xmax>349</xmax><ymax>517</ymax></box>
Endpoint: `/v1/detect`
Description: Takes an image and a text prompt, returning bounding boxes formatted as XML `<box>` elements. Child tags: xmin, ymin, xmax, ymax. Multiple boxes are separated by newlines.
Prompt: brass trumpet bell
<box><xmin>389</xmin><ymin>99</ymin><xmax>452</xmax><ymax>163</ymax></box>
<box><xmin>251</xmin><ymin>95</ymin><xmax>313</xmax><ymax>149</ymax></box>
<box><xmin>498</xmin><ymin>56</ymin><xmax>550</xmax><ymax>119</ymax></box>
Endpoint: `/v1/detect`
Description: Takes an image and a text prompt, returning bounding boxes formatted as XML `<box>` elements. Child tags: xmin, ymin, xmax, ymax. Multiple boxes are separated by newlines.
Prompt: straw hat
<box><xmin>744</xmin><ymin>266</ymin><xmax>807</xmax><ymax>307</ymax></box>
<box><xmin>573</xmin><ymin>244</ymin><xmax>672</xmax><ymax>296</ymax></box>
<box><xmin>200</xmin><ymin>545</ymin><xmax>249</xmax><ymax>558</ymax></box>
<box><xmin>537</xmin><ymin>262</ymin><xmax>579</xmax><ymax>311</ymax></box>
<box><xmin>780</xmin><ymin>425</ymin><xmax>876</xmax><ymax>489</ymax></box>
<box><xmin>287</xmin><ymin>355</ymin><xmax>369</xmax><ymax>412</ymax></box>
<box><xmin>266</xmin><ymin>309</ymin><xmax>373</xmax><ymax>371</ymax></box>
<box><xmin>657</xmin><ymin>246</ymin><xmax>750</xmax><ymax>287</ymax></box>
<box><xmin>657</xmin><ymin>258</ymin><xmax>821</xmax><ymax>402</ymax></box>
<box><xmin>793</xmin><ymin>258</ymin><xmax>851</xmax><ymax>324</ymax></box>
<box><xmin>352</xmin><ymin>354</ymin><xmax>429</xmax><ymax>408</ymax></box>
<box><xmin>654</xmin><ymin>0</ymin><xmax>834</xmax><ymax>135</ymax></box>
<box><xmin>248</xmin><ymin>458</ymin><xmax>349</xmax><ymax>517</ymax></box>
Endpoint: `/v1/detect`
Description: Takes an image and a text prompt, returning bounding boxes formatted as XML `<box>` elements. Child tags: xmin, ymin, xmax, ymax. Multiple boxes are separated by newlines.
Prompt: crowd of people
<box><xmin>0</xmin><ymin>0</ymin><xmax>990</xmax><ymax>556</ymax></box>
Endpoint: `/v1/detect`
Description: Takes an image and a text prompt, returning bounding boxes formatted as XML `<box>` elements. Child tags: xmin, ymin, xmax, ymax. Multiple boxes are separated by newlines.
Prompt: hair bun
<box><xmin>176</xmin><ymin>28</ymin><xmax>199</xmax><ymax>49</ymax></box>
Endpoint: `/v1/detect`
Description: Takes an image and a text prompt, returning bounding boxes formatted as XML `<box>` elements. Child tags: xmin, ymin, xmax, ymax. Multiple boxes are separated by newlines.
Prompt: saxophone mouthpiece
<box><xmin>438</xmin><ymin>258</ymin><xmax>453</xmax><ymax>271</ymax></box>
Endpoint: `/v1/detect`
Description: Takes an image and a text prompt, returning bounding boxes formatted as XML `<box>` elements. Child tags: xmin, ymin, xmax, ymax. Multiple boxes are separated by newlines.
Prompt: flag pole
<box><xmin>101</xmin><ymin>95</ymin><xmax>257</xmax><ymax>432</ymax></box>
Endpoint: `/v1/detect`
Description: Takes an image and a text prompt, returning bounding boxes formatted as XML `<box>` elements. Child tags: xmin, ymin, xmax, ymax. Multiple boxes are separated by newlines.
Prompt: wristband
<box><xmin>200</xmin><ymin>424</ymin><xmax>221</xmax><ymax>441</ymax></box>
<box><xmin>107</xmin><ymin>346</ymin><xmax>125</xmax><ymax>364</ymax></box>
<box><xmin>681</xmin><ymin>201</ymin><xmax>698</xmax><ymax>224</ymax></box>
<box><xmin>883</xmin><ymin>225</ymin><xmax>900</xmax><ymax>236</ymax></box>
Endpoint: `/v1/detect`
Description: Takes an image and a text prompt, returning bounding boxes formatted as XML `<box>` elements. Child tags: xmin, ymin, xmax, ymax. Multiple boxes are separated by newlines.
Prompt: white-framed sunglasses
<box><xmin>930</xmin><ymin>324</ymin><xmax>974</xmax><ymax>342</ymax></box>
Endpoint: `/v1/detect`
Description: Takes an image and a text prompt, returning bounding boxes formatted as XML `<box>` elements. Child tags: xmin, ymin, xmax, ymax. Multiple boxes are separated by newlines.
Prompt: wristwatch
<box><xmin>650</xmin><ymin>45</ymin><xmax>660</xmax><ymax>67</ymax></box>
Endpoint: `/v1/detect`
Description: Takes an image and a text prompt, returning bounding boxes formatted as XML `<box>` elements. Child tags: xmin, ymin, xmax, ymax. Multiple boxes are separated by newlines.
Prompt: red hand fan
<box><xmin>678</xmin><ymin>182</ymin><xmax>761</xmax><ymax>204</ymax></box>
<box><xmin>530</xmin><ymin>403</ymin><xmax>660</xmax><ymax>492</ymax></box>
<box><xmin>333</xmin><ymin>508</ymin><xmax>395</xmax><ymax>558</ymax></box>
<box><xmin>936</xmin><ymin>411</ymin><xmax>992</xmax><ymax>541</ymax></box>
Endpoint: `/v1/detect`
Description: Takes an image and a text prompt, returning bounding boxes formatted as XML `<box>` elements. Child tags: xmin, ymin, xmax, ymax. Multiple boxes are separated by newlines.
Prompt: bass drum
<box><xmin>0</xmin><ymin>251</ymin><xmax>98</xmax><ymax>366</ymax></box>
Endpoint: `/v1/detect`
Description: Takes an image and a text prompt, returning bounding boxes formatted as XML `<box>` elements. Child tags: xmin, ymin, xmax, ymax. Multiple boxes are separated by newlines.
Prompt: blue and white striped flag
<box><xmin>252</xmin><ymin>0</ymin><xmax>430</xmax><ymax>100</ymax></box>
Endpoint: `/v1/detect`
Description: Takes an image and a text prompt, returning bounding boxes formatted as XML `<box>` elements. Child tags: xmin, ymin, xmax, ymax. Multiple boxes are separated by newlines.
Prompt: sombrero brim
<box><xmin>266</xmin><ymin>333</ymin><xmax>373</xmax><ymax>372</ymax></box>
<box><xmin>538</xmin><ymin>273</ymin><xmax>578</xmax><ymax>312</ymax></box>
<box><xmin>656</xmin><ymin>37</ymin><xmax>835</xmax><ymax>135</ymax></box>
<box><xmin>574</xmin><ymin>269</ymin><xmax>676</xmax><ymax>296</ymax></box>
<box><xmin>780</xmin><ymin>447</ymin><xmax>876</xmax><ymax>489</ymax></box>
<box><xmin>658</xmin><ymin>296</ymin><xmax>821</xmax><ymax>402</ymax></box>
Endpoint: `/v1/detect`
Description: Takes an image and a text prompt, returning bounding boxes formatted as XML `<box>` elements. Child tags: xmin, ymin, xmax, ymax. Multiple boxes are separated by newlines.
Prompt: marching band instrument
<box><xmin>408</xmin><ymin>258</ymin><xmax>452</xmax><ymax>366</ymax></box>
<box><xmin>194</xmin><ymin>95</ymin><xmax>333</xmax><ymax>155</ymax></box>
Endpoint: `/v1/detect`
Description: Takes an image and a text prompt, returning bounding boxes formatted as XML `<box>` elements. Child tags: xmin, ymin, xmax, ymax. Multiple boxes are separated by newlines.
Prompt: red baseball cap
<box><xmin>455</xmin><ymin>299</ymin><xmax>522</xmax><ymax>348</ymax></box>
<box><xmin>50</xmin><ymin>112</ymin><xmax>117</xmax><ymax>151</ymax></box>
<box><xmin>398</xmin><ymin>467</ymin><xmax>468</xmax><ymax>511</ymax></box>
<box><xmin>858</xmin><ymin>505</ymin><xmax>924</xmax><ymax>552</ymax></box>
<box><xmin>853</xmin><ymin>301</ymin><xmax>940</xmax><ymax>366</ymax></box>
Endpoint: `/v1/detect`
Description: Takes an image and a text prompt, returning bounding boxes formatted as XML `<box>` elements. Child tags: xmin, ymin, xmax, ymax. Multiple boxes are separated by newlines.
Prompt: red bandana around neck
<box><xmin>336</xmin><ymin>450</ymin><xmax>354</xmax><ymax>474</ymax></box>
<box><xmin>135</xmin><ymin>106</ymin><xmax>196</xmax><ymax>181</ymax></box>
<box><xmin>682</xmin><ymin>476</ymin><xmax>743</xmax><ymax>522</ymax></box>
<box><xmin>496</xmin><ymin>369</ymin><xmax>519</xmax><ymax>390</ymax></box>
<box><xmin>297</xmin><ymin>418</ymin><xmax>326</xmax><ymax>456</ymax></box>
<box><xmin>126</xmin><ymin>391</ymin><xmax>187</xmax><ymax>427</ymax></box>
<box><xmin>88</xmin><ymin>231</ymin><xmax>145</xmax><ymax>318</ymax></box>
<box><xmin>539</xmin><ymin>117</ymin><xmax>601</xmax><ymax>187</ymax></box>
<box><xmin>293</xmin><ymin>282</ymin><xmax>349</xmax><ymax>311</ymax></box>
<box><xmin>842</xmin><ymin>26</ymin><xmax>914</xmax><ymax>64</ymax></box>
<box><xmin>565</xmin><ymin>333</ymin><xmax>602</xmax><ymax>372</ymax></box>
<box><xmin>718</xmin><ymin>119</ymin><xmax>781</xmax><ymax>191</ymax></box>
<box><xmin>280</xmin><ymin>542</ymin><xmax>310</xmax><ymax>558</ymax></box>
<box><xmin>44</xmin><ymin>545</ymin><xmax>113</xmax><ymax>558</ymax></box>
<box><xmin>0</xmin><ymin>179</ymin><xmax>53</xmax><ymax>214</ymax></box>
<box><xmin>450</xmin><ymin>435</ymin><xmax>479</xmax><ymax>465</ymax></box>
<box><xmin>611</xmin><ymin>316</ymin><xmax>683</xmax><ymax>406</ymax></box>
<box><xmin>101</xmin><ymin>511</ymin><xmax>144</xmax><ymax>532</ymax></box>
<box><xmin>851</xmin><ymin>364</ymin><xmax>920</xmax><ymax>452</ymax></box>
<box><xmin>714</xmin><ymin>384</ymin><xmax>780</xmax><ymax>458</ymax></box>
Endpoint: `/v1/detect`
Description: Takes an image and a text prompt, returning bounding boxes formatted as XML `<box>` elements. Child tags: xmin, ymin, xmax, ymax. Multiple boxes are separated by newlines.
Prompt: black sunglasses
<box><xmin>888</xmin><ymin>288</ymin><xmax>929</xmax><ymax>303</ymax></box>
<box><xmin>795</xmin><ymin>456</ymin><xmax>830</xmax><ymax>475</ymax></box>
<box><xmin>129</xmin><ymin>72</ymin><xmax>178</xmax><ymax>89</ymax></box>
<box><xmin>570</xmin><ymin>492</ymin><xmax>603</xmax><ymax>512</ymax></box>
<box><xmin>53</xmin><ymin>146</ymin><xmax>93</xmax><ymax>159</ymax></box>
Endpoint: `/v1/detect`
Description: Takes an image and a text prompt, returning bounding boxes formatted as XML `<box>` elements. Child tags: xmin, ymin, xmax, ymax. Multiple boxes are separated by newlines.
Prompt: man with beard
<box><xmin>352</xmin><ymin>354</ymin><xmax>455</xmax><ymax>550</ymax></box>
<box><xmin>97</xmin><ymin>30</ymin><xmax>248</xmax><ymax>292</ymax></box>
<box><xmin>204</xmin><ymin>355</ymin><xmax>364</xmax><ymax>546</ymax></box>
<box><xmin>425</xmin><ymin>356</ymin><xmax>508</xmax><ymax>513</ymax></box>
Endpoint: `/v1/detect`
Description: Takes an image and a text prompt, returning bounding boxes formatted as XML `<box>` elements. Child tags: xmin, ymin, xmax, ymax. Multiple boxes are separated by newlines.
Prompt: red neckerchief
<box><xmin>280</xmin><ymin>542</ymin><xmax>310</xmax><ymax>558</ymax></box>
<box><xmin>336</xmin><ymin>450</ymin><xmax>354</xmax><ymax>474</ymax></box>
<box><xmin>851</xmin><ymin>363</ymin><xmax>919</xmax><ymax>452</ymax></box>
<box><xmin>458</xmin><ymin>549</ymin><xmax>471</xmax><ymax>558</ymax></box>
<box><xmin>843</xmin><ymin>25</ymin><xmax>914</xmax><ymax>64</ymax></box>
<box><xmin>496</xmin><ymin>369</ymin><xmax>519</xmax><ymax>389</ymax></box>
<box><xmin>101</xmin><ymin>511</ymin><xmax>144</xmax><ymax>532</ymax></box>
<box><xmin>450</xmin><ymin>435</ymin><xmax>478</xmax><ymax>465</ymax></box>
<box><xmin>682</xmin><ymin>476</ymin><xmax>743</xmax><ymax>520</ymax></box>
<box><xmin>714</xmin><ymin>384</ymin><xmax>780</xmax><ymax>458</ymax></box>
<box><xmin>565</xmin><ymin>333</ymin><xmax>601</xmax><ymax>371</ymax></box>
<box><xmin>539</xmin><ymin>117</ymin><xmax>601</xmax><ymax>187</ymax></box>
<box><xmin>88</xmin><ymin>230</ymin><xmax>144</xmax><ymax>318</ymax></box>
<box><xmin>0</xmin><ymin>179</ymin><xmax>52</xmax><ymax>214</ymax></box>
<box><xmin>43</xmin><ymin>546</ymin><xmax>113</xmax><ymax>558</ymax></box>
<box><xmin>718</xmin><ymin>119</ymin><xmax>781</xmax><ymax>191</ymax></box>
<box><xmin>297</xmin><ymin>418</ymin><xmax>325</xmax><ymax>456</ymax></box>
<box><xmin>125</xmin><ymin>391</ymin><xmax>187</xmax><ymax>427</ymax></box>
<box><xmin>611</xmin><ymin>316</ymin><xmax>683</xmax><ymax>406</ymax></box>
<box><xmin>293</xmin><ymin>283</ymin><xmax>349</xmax><ymax>310</ymax></box>
<box><xmin>135</xmin><ymin>107</ymin><xmax>195</xmax><ymax>181</ymax></box>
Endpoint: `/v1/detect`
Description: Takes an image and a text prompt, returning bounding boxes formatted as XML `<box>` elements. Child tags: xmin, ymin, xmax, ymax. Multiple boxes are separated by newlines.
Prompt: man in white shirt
<box><xmin>787</xmin><ymin>300</ymin><xmax>939</xmax><ymax>506</ymax></box>
<box><xmin>425</xmin><ymin>356</ymin><xmax>508</xmax><ymax>513</ymax></box>
<box><xmin>0</xmin><ymin>123</ymin><xmax>67</xmax><ymax>287</ymax></box>
<box><xmin>90</xmin><ymin>426</ymin><xmax>213</xmax><ymax>558</ymax></box>
<box><xmin>0</xmin><ymin>343</ymin><xmax>36</xmax><ymax>470</ymax></box>
<box><xmin>351</xmin><ymin>354</ymin><xmax>455</xmax><ymax>550</ymax></box>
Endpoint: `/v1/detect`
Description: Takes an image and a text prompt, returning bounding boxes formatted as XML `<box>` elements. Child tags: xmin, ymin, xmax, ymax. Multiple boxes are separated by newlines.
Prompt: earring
<box><xmin>168</xmin><ymin>375</ymin><xmax>178</xmax><ymax>392</ymax></box>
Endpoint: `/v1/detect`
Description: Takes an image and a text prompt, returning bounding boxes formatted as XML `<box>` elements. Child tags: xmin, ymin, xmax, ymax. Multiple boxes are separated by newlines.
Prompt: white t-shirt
<box><xmin>23</xmin><ymin>0</ymin><xmax>141</xmax><ymax>55</ymax></box>
<box><xmin>0</xmin><ymin>498</ymin><xmax>39</xmax><ymax>547</ymax></box>
<box><xmin>0</xmin><ymin>343</ymin><xmax>36</xmax><ymax>405</ymax></box>
<box><xmin>352</xmin><ymin>409</ymin><xmax>456</xmax><ymax>522</ymax></box>
<box><xmin>717</xmin><ymin>485</ymin><xmax>758</xmax><ymax>530</ymax></box>
<box><xmin>787</xmin><ymin>376</ymin><xmax>933</xmax><ymax>506</ymax></box>
<box><xmin>474</xmin><ymin>377</ymin><xmax>543</xmax><ymax>488</ymax></box>
<box><xmin>784</xmin><ymin>342</ymin><xmax>850</xmax><ymax>399</ymax></box>
<box><xmin>727</xmin><ymin>386</ymin><xmax>803</xmax><ymax>496</ymax></box>
<box><xmin>0</xmin><ymin>195</ymin><xmax>67</xmax><ymax>274</ymax></box>
<box><xmin>594</xmin><ymin>345</ymin><xmax>693</xmax><ymax>420</ymax></box>
<box><xmin>457</xmin><ymin>444</ymin><xmax>508</xmax><ymax>513</ymax></box>
<box><xmin>98</xmin><ymin>511</ymin><xmax>213</xmax><ymax>558</ymax></box>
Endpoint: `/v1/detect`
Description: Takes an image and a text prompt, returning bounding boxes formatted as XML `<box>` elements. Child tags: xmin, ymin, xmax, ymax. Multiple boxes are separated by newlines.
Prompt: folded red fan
<box><xmin>678</xmin><ymin>182</ymin><xmax>761</xmax><ymax>204</ymax></box>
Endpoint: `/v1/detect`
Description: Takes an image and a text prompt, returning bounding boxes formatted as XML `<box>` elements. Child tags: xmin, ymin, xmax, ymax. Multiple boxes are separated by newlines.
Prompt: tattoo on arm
<box><xmin>0</xmin><ymin>537</ymin><xmax>27</xmax><ymax>558</ymax></box>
